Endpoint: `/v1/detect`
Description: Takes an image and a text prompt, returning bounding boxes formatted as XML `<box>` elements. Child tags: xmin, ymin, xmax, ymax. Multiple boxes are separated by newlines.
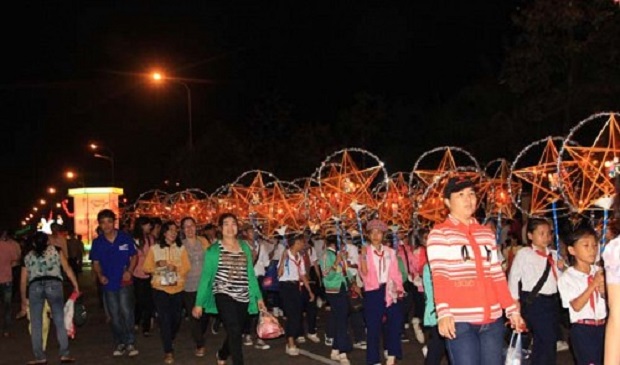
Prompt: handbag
<box><xmin>505</xmin><ymin>331</ymin><xmax>523</xmax><ymax>365</ymax></box>
<box><xmin>257</xmin><ymin>310</ymin><xmax>284</xmax><ymax>339</ymax></box>
<box><xmin>262</xmin><ymin>260</ymin><xmax>280</xmax><ymax>291</ymax></box>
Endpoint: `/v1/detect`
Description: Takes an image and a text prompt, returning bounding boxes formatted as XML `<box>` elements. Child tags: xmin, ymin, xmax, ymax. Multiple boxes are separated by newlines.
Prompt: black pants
<box><xmin>301</xmin><ymin>284</ymin><xmax>318</xmax><ymax>335</ymax></box>
<box><xmin>520</xmin><ymin>293</ymin><xmax>559</xmax><ymax>365</ymax></box>
<box><xmin>183</xmin><ymin>291</ymin><xmax>209</xmax><ymax>348</ymax></box>
<box><xmin>424</xmin><ymin>325</ymin><xmax>446</xmax><ymax>365</ymax></box>
<box><xmin>133</xmin><ymin>277</ymin><xmax>153</xmax><ymax>332</ymax></box>
<box><xmin>215</xmin><ymin>294</ymin><xmax>249</xmax><ymax>365</ymax></box>
<box><xmin>402</xmin><ymin>283</ymin><xmax>415</xmax><ymax>328</ymax></box>
<box><xmin>153</xmin><ymin>290</ymin><xmax>183</xmax><ymax>354</ymax></box>
<box><xmin>411</xmin><ymin>288</ymin><xmax>425</xmax><ymax>322</ymax></box>
<box><xmin>279</xmin><ymin>282</ymin><xmax>302</xmax><ymax>339</ymax></box>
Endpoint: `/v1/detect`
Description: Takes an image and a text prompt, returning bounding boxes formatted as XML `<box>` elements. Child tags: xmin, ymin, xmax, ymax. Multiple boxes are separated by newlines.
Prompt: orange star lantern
<box><xmin>317</xmin><ymin>149</ymin><xmax>388</xmax><ymax>221</ymax></box>
<box><xmin>374</xmin><ymin>172</ymin><xmax>414</xmax><ymax>229</ymax></box>
<box><xmin>510</xmin><ymin>137</ymin><xmax>571</xmax><ymax>217</ymax></box>
<box><xmin>254</xmin><ymin>181</ymin><xmax>304</xmax><ymax>235</ymax></box>
<box><xmin>132</xmin><ymin>190</ymin><xmax>170</xmax><ymax>220</ymax></box>
<box><xmin>479</xmin><ymin>159</ymin><xmax>520</xmax><ymax>219</ymax></box>
<box><xmin>559</xmin><ymin>113</ymin><xmax>620</xmax><ymax>213</ymax></box>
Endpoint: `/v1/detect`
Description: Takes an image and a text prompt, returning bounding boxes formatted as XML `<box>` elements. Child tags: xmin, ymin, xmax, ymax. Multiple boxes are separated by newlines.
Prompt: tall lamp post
<box><xmin>151</xmin><ymin>72</ymin><xmax>193</xmax><ymax>150</ymax></box>
<box><xmin>89</xmin><ymin>143</ymin><xmax>115</xmax><ymax>186</ymax></box>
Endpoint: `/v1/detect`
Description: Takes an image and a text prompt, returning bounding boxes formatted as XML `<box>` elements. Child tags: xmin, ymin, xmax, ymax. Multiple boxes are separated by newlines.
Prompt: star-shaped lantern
<box><xmin>318</xmin><ymin>149</ymin><xmax>388</xmax><ymax>220</ymax></box>
<box><xmin>479</xmin><ymin>159</ymin><xmax>520</xmax><ymax>219</ymax></box>
<box><xmin>560</xmin><ymin>113</ymin><xmax>620</xmax><ymax>213</ymax></box>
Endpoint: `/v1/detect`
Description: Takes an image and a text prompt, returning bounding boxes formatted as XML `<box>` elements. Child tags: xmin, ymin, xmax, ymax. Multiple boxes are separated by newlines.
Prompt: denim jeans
<box><xmin>103</xmin><ymin>285</ymin><xmax>135</xmax><ymax>346</ymax></box>
<box><xmin>0</xmin><ymin>282</ymin><xmax>12</xmax><ymax>333</ymax></box>
<box><xmin>29</xmin><ymin>280</ymin><xmax>70</xmax><ymax>361</ymax></box>
<box><xmin>446</xmin><ymin>317</ymin><xmax>505</xmax><ymax>365</ymax></box>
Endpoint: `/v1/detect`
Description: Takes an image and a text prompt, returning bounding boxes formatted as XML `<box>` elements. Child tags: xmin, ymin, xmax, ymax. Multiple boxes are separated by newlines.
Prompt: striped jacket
<box><xmin>427</xmin><ymin>215</ymin><xmax>518</xmax><ymax>324</ymax></box>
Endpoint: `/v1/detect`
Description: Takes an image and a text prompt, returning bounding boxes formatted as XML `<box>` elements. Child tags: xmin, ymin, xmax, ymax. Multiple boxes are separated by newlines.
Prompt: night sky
<box><xmin>1</xmin><ymin>2</ymin><xmax>520</xmax><ymax>227</ymax></box>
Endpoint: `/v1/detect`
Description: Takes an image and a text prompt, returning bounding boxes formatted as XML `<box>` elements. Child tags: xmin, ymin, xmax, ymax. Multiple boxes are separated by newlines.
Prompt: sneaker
<box><xmin>255</xmin><ymin>339</ymin><xmax>270</xmax><ymax>350</ymax></box>
<box><xmin>243</xmin><ymin>334</ymin><xmax>253</xmax><ymax>346</ymax></box>
<box><xmin>325</xmin><ymin>336</ymin><xmax>333</xmax><ymax>346</ymax></box>
<box><xmin>296</xmin><ymin>336</ymin><xmax>306</xmax><ymax>344</ymax></box>
<box><xmin>386</xmin><ymin>355</ymin><xmax>396</xmax><ymax>365</ymax></box>
<box><xmin>422</xmin><ymin>345</ymin><xmax>428</xmax><ymax>358</ymax></box>
<box><xmin>330</xmin><ymin>349</ymin><xmax>340</xmax><ymax>360</ymax></box>
<box><xmin>286</xmin><ymin>345</ymin><xmax>300</xmax><ymax>356</ymax></box>
<box><xmin>307</xmin><ymin>333</ymin><xmax>320</xmax><ymax>343</ymax></box>
<box><xmin>316</xmin><ymin>297</ymin><xmax>324</xmax><ymax>308</ymax></box>
<box><xmin>211</xmin><ymin>318</ymin><xmax>221</xmax><ymax>335</ymax></box>
<box><xmin>556</xmin><ymin>340</ymin><xmax>569</xmax><ymax>352</ymax></box>
<box><xmin>164</xmin><ymin>352</ymin><xmax>174</xmax><ymax>364</ymax></box>
<box><xmin>353</xmin><ymin>341</ymin><xmax>367</xmax><ymax>350</ymax></box>
<box><xmin>112</xmin><ymin>344</ymin><xmax>126</xmax><ymax>357</ymax></box>
<box><xmin>195</xmin><ymin>347</ymin><xmax>206</xmax><ymax>357</ymax></box>
<box><xmin>339</xmin><ymin>353</ymin><xmax>350</xmax><ymax>365</ymax></box>
<box><xmin>126</xmin><ymin>344</ymin><xmax>139</xmax><ymax>357</ymax></box>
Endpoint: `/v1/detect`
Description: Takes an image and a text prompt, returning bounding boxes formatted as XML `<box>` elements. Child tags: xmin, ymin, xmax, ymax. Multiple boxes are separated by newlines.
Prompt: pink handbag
<box><xmin>257</xmin><ymin>310</ymin><xmax>284</xmax><ymax>339</ymax></box>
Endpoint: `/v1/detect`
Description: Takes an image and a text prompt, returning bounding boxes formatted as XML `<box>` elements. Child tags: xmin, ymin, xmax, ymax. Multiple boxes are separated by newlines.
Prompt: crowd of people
<box><xmin>3</xmin><ymin>176</ymin><xmax>620</xmax><ymax>364</ymax></box>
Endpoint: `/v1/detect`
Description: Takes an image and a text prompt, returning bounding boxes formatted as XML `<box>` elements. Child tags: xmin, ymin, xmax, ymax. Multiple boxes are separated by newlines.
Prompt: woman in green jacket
<box><xmin>192</xmin><ymin>213</ymin><xmax>265</xmax><ymax>365</ymax></box>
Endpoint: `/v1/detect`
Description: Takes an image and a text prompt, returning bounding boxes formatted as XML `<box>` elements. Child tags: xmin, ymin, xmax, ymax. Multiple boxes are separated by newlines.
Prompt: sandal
<box><xmin>60</xmin><ymin>357</ymin><xmax>76</xmax><ymax>363</ymax></box>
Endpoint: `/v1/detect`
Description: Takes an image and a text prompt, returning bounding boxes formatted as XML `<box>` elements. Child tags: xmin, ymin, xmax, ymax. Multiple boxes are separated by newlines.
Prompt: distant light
<box><xmin>21</xmin><ymin>221</ymin><xmax>26</xmax><ymax>226</ymax></box>
<box><xmin>89</xmin><ymin>143</ymin><xmax>98</xmax><ymax>150</ymax></box>
<box><xmin>152</xmin><ymin>72</ymin><xmax>163</xmax><ymax>81</ymax></box>
<box><xmin>66</xmin><ymin>171</ymin><xmax>76</xmax><ymax>179</ymax></box>
<box><xmin>56</xmin><ymin>203</ymin><xmax>61</xmax><ymax>208</ymax></box>
<box><xmin>29</xmin><ymin>213</ymin><xmax>34</xmax><ymax>218</ymax></box>
<box><xmin>33</xmin><ymin>207</ymin><xmax>38</xmax><ymax>212</ymax></box>
<box><xmin>39</xmin><ymin>199</ymin><xmax>46</xmax><ymax>205</ymax></box>
<box><xmin>48</xmin><ymin>187</ymin><xmax>56</xmax><ymax>194</ymax></box>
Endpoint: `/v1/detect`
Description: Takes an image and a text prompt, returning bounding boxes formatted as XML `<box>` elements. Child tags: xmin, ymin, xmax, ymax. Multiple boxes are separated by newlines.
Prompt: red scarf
<box><xmin>587</xmin><ymin>275</ymin><xmax>598</xmax><ymax>310</ymax></box>
<box><xmin>534</xmin><ymin>249</ymin><xmax>557</xmax><ymax>280</ymax></box>
<box><xmin>373</xmin><ymin>247</ymin><xmax>385</xmax><ymax>277</ymax></box>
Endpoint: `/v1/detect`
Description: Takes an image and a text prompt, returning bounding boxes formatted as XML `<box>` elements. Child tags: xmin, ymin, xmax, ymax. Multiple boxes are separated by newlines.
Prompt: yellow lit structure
<box><xmin>68</xmin><ymin>187</ymin><xmax>124</xmax><ymax>254</ymax></box>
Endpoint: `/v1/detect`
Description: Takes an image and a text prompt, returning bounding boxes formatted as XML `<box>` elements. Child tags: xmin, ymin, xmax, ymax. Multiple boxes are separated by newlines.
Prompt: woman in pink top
<box><xmin>360</xmin><ymin>219</ymin><xmax>404</xmax><ymax>365</ymax></box>
<box><xmin>132</xmin><ymin>217</ymin><xmax>155</xmax><ymax>337</ymax></box>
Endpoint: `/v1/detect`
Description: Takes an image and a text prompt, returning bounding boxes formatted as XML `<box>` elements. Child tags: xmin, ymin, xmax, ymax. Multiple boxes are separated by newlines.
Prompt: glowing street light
<box><xmin>149</xmin><ymin>70</ymin><xmax>193</xmax><ymax>150</ymax></box>
<box><xmin>89</xmin><ymin>143</ymin><xmax>115</xmax><ymax>186</ymax></box>
<box><xmin>65</xmin><ymin>171</ymin><xmax>76</xmax><ymax>180</ymax></box>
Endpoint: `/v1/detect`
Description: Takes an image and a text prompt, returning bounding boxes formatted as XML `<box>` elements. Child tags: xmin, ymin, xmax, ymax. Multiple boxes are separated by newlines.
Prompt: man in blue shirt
<box><xmin>89</xmin><ymin>209</ymin><xmax>139</xmax><ymax>357</ymax></box>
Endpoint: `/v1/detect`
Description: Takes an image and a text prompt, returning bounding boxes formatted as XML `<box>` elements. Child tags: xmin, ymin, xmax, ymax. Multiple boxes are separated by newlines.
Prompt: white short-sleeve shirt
<box><xmin>278</xmin><ymin>250</ymin><xmax>306</xmax><ymax>282</ymax></box>
<box><xmin>558</xmin><ymin>265</ymin><xmax>607</xmax><ymax>322</ymax></box>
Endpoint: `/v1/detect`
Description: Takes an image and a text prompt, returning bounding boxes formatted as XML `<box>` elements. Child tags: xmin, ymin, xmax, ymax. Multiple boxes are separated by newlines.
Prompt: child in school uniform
<box><xmin>422</xmin><ymin>262</ymin><xmax>446</xmax><ymax>365</ymax></box>
<box><xmin>558</xmin><ymin>226</ymin><xmax>606</xmax><ymax>365</ymax></box>
<box><xmin>508</xmin><ymin>218</ymin><xmax>563</xmax><ymax>365</ymax></box>
<box><xmin>360</xmin><ymin>219</ymin><xmax>404</xmax><ymax>365</ymax></box>
<box><xmin>277</xmin><ymin>233</ymin><xmax>315</xmax><ymax>357</ymax></box>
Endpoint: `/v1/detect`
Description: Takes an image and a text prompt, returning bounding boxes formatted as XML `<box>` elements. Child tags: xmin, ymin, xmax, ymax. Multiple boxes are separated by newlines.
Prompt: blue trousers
<box><xmin>325</xmin><ymin>285</ymin><xmax>352</xmax><ymax>353</ymax></box>
<box><xmin>520</xmin><ymin>293</ymin><xmax>558</xmax><ymax>365</ymax></box>
<box><xmin>570</xmin><ymin>323</ymin><xmax>604</xmax><ymax>365</ymax></box>
<box><xmin>103</xmin><ymin>285</ymin><xmax>135</xmax><ymax>346</ymax></box>
<box><xmin>29</xmin><ymin>280</ymin><xmax>70</xmax><ymax>361</ymax></box>
<box><xmin>363</xmin><ymin>285</ymin><xmax>402</xmax><ymax>364</ymax></box>
<box><xmin>446</xmin><ymin>317</ymin><xmax>505</xmax><ymax>365</ymax></box>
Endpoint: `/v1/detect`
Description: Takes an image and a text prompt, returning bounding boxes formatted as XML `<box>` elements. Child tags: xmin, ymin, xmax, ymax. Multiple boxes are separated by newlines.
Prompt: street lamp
<box><xmin>150</xmin><ymin>71</ymin><xmax>193</xmax><ymax>150</ymax></box>
<box><xmin>89</xmin><ymin>144</ymin><xmax>115</xmax><ymax>186</ymax></box>
<box><xmin>65</xmin><ymin>170</ymin><xmax>85</xmax><ymax>187</ymax></box>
